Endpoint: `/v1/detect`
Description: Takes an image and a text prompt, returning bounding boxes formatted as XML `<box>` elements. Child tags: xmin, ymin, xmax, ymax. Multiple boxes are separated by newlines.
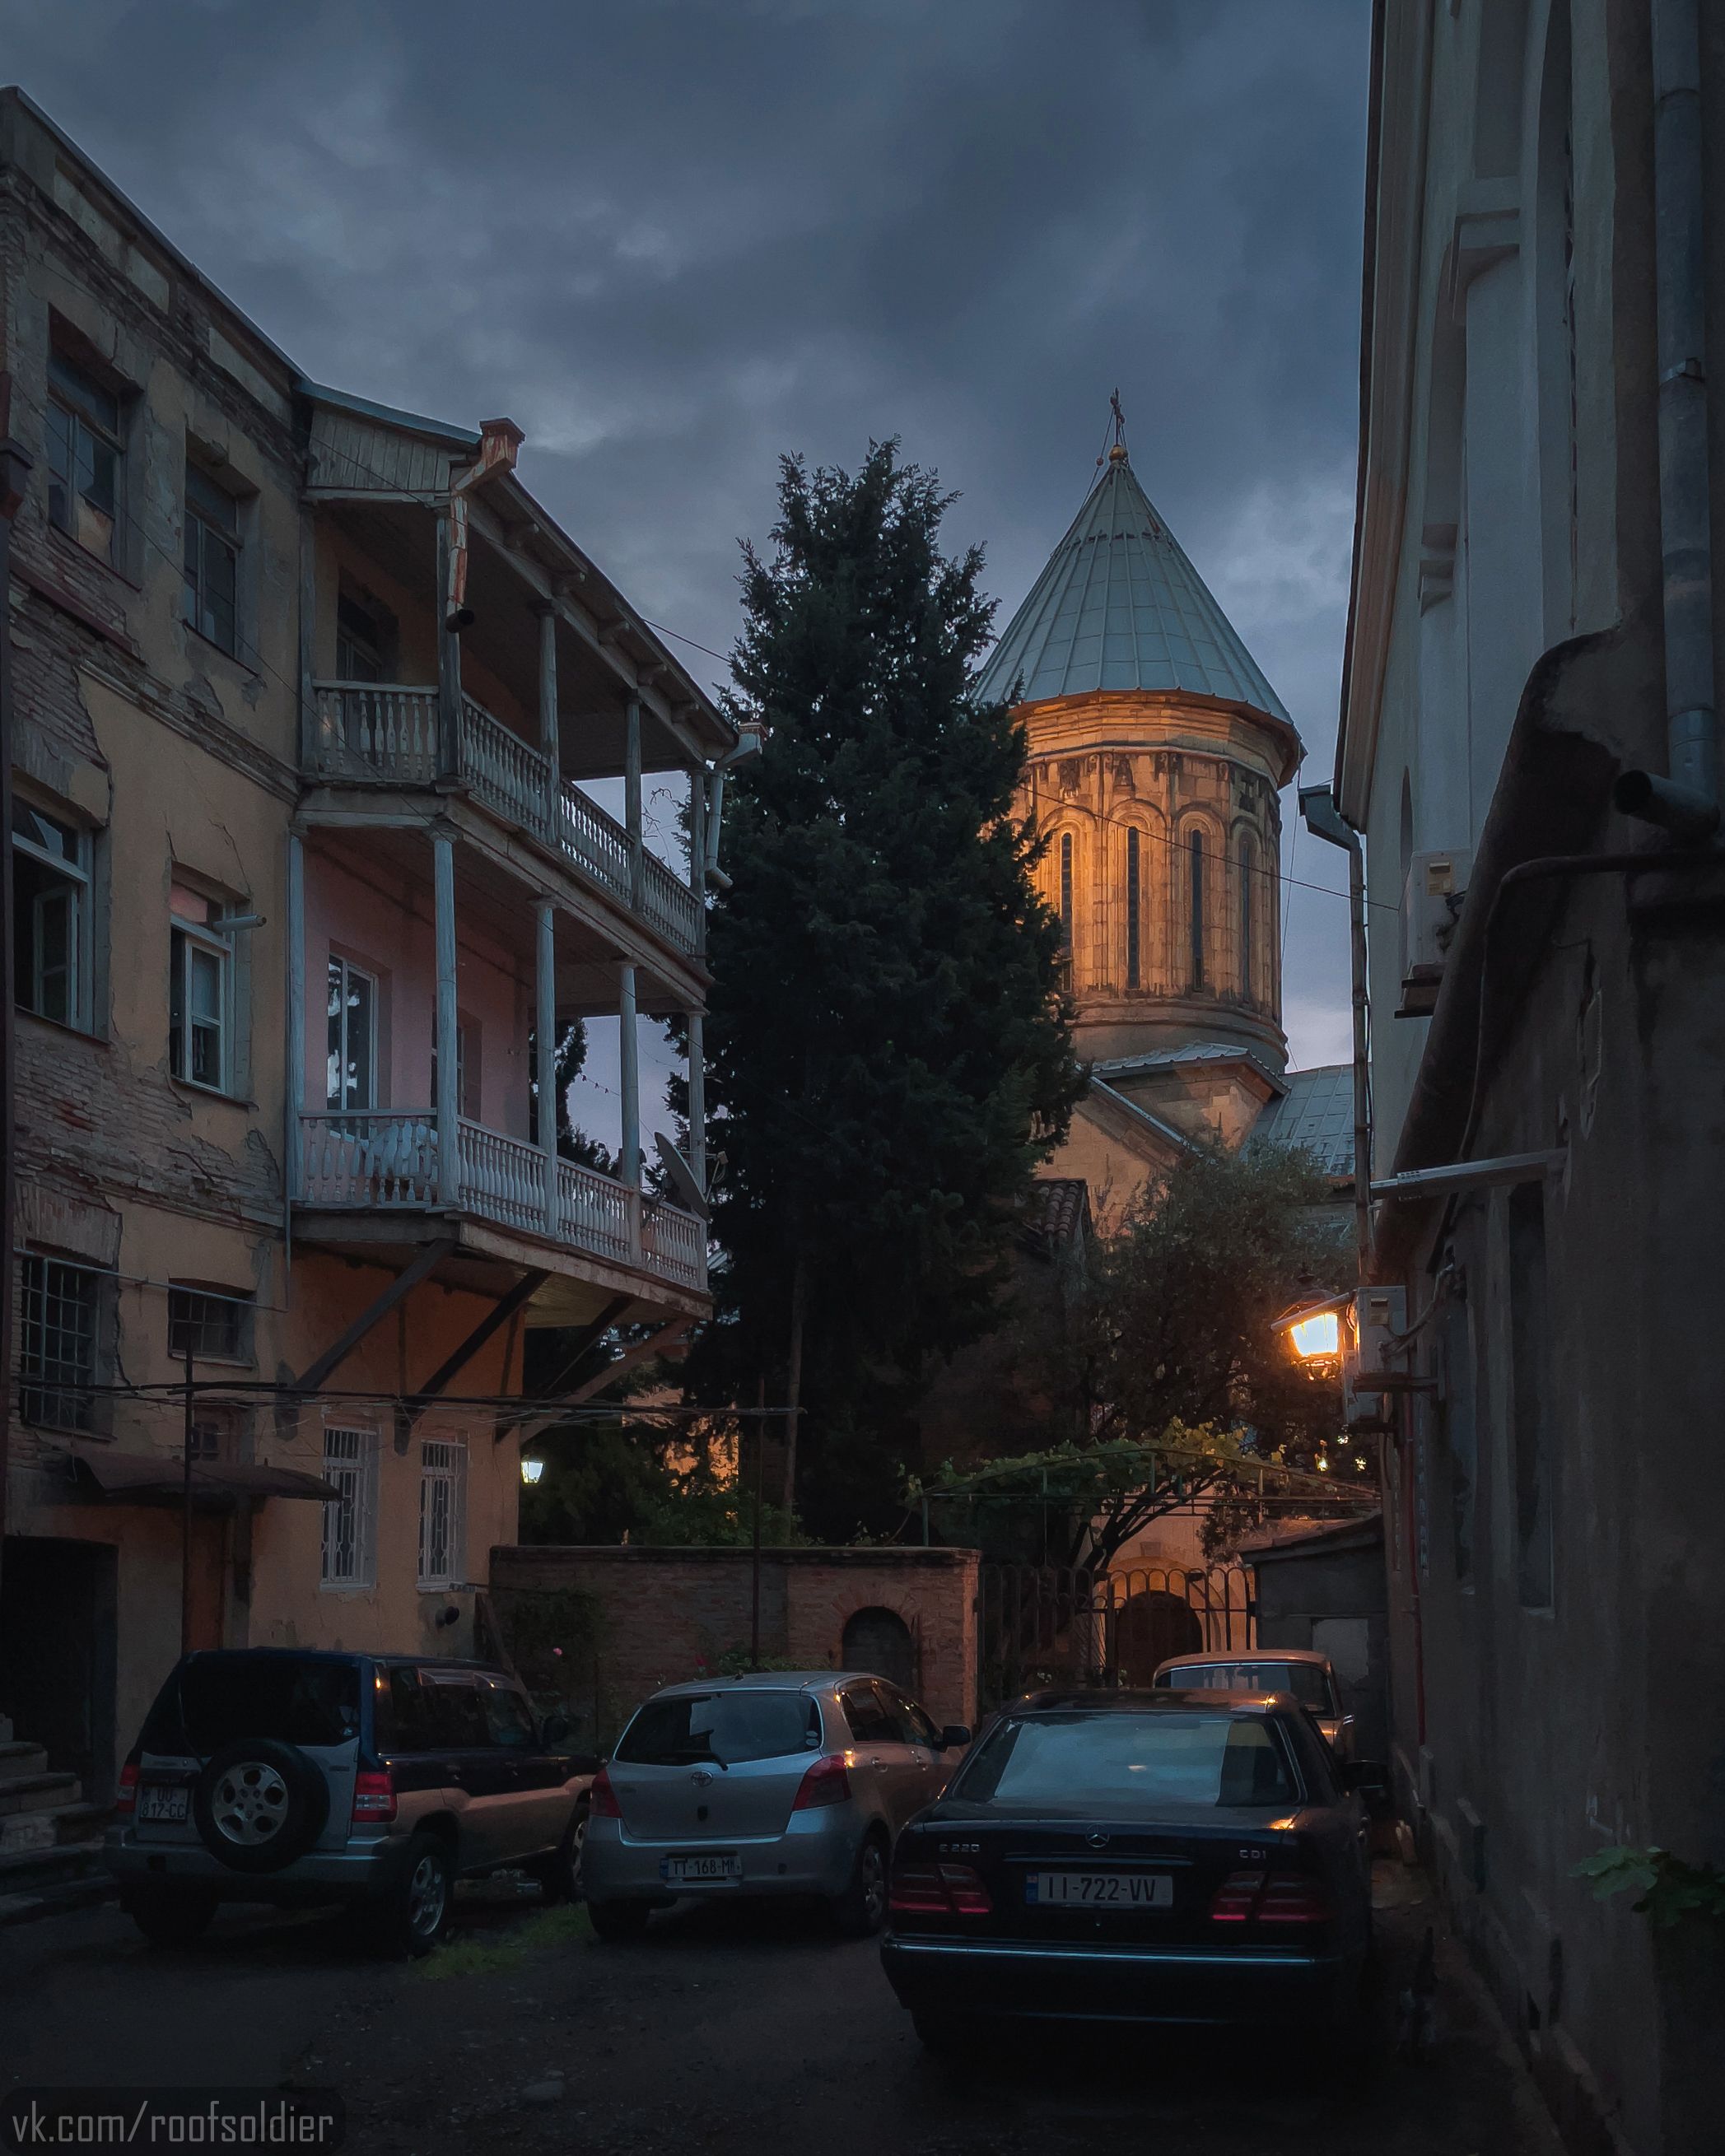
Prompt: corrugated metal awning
<box><xmin>63</xmin><ymin>1443</ymin><xmax>338</xmax><ymax>1504</ymax></box>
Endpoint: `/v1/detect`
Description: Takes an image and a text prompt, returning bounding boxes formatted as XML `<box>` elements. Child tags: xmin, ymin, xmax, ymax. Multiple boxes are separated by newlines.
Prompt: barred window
<box><xmin>19</xmin><ymin>1252</ymin><xmax>106</xmax><ymax>1432</ymax></box>
<box><xmin>417</xmin><ymin>1439</ymin><xmax>469</xmax><ymax>1590</ymax></box>
<box><xmin>321</xmin><ymin>1427</ymin><xmax>379</xmax><ymax>1588</ymax></box>
<box><xmin>168</xmin><ymin>1284</ymin><xmax>251</xmax><ymax>1363</ymax></box>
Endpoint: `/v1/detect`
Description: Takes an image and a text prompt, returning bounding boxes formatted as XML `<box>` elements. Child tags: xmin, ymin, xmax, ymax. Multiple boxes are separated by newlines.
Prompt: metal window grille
<box><xmin>321</xmin><ymin>1427</ymin><xmax>378</xmax><ymax>1586</ymax></box>
<box><xmin>183</xmin><ymin>463</ymin><xmax>240</xmax><ymax>656</ymax></box>
<box><xmin>168</xmin><ymin>1285</ymin><xmax>249</xmax><ymax>1362</ymax></box>
<box><xmin>1125</xmin><ymin>827</ymin><xmax>1140</xmax><ymax>990</ymax></box>
<box><xmin>19</xmin><ymin>1253</ymin><xmax>104</xmax><ymax>1431</ymax></box>
<box><xmin>417</xmin><ymin>1439</ymin><xmax>468</xmax><ymax>1589</ymax></box>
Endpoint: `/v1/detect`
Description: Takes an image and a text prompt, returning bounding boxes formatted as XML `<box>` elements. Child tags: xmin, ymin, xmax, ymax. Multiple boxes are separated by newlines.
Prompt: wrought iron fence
<box><xmin>977</xmin><ymin>1560</ymin><xmax>1256</xmax><ymax>1714</ymax></box>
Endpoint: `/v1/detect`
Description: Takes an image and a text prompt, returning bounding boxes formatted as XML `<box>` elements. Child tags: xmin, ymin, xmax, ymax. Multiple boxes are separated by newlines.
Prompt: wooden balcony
<box><xmin>295</xmin><ymin>1111</ymin><xmax>707</xmax><ymax>1299</ymax></box>
<box><xmin>307</xmin><ymin>682</ymin><xmax>702</xmax><ymax>956</ymax></box>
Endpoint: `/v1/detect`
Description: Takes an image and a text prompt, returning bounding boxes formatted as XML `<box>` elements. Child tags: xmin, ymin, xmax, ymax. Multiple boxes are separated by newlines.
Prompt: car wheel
<box><xmin>193</xmin><ymin>1739</ymin><xmax>329</xmax><ymax>1875</ymax></box>
<box><xmin>370</xmin><ymin>1832</ymin><xmax>453</xmax><ymax>1959</ymax></box>
<box><xmin>586</xmin><ymin>1898</ymin><xmax>651</xmax><ymax>1943</ymax></box>
<box><xmin>830</xmin><ymin>1829</ymin><xmax>888</xmax><ymax>1939</ymax></box>
<box><xmin>126</xmin><ymin>1888</ymin><xmax>219</xmax><ymax>1949</ymax></box>
<box><xmin>912</xmin><ymin>2011</ymin><xmax>985</xmax><ymax>2057</ymax></box>
<box><xmin>534</xmin><ymin>1802</ymin><xmax>588</xmax><ymax>1905</ymax></box>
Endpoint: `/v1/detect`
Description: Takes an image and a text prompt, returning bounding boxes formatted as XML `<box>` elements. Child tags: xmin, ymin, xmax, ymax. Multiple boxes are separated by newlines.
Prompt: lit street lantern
<box><xmin>520</xmin><ymin>1455</ymin><xmax>545</xmax><ymax>1487</ymax></box>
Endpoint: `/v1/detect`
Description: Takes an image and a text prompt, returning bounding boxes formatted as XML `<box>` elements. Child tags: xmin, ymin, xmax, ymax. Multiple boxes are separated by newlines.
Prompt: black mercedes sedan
<box><xmin>879</xmin><ymin>1688</ymin><xmax>1377</xmax><ymax>2051</ymax></box>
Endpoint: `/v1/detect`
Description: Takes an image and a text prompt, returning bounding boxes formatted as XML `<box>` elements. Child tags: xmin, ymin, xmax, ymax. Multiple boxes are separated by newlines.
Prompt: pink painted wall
<box><xmin>304</xmin><ymin>845</ymin><xmax>534</xmax><ymax>1135</ymax></box>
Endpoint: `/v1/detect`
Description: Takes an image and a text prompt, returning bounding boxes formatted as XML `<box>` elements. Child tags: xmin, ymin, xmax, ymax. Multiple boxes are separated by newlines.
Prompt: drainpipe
<box><xmin>702</xmin><ymin>725</ymin><xmax>764</xmax><ymax>890</ymax></box>
<box><xmin>1298</xmin><ymin>785</ymin><xmax>1373</xmax><ymax>1285</ymax></box>
<box><xmin>0</xmin><ymin>386</ymin><xmax>31</xmax><ymax>1574</ymax></box>
<box><xmin>1620</xmin><ymin>0</ymin><xmax>1718</xmax><ymax>824</ymax></box>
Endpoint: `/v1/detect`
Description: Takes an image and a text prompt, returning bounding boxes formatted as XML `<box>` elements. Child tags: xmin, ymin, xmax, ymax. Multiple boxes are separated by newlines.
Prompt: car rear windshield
<box><xmin>614</xmin><ymin>1691</ymin><xmax>822</xmax><ymax>1767</ymax></box>
<box><xmin>1159</xmin><ymin>1660</ymin><xmax>1336</xmax><ymax>1712</ymax></box>
<box><xmin>956</xmin><ymin>1709</ymin><xmax>1299</xmax><ymax>1809</ymax></box>
<box><xmin>145</xmin><ymin>1655</ymin><xmax>361</xmax><ymax>1753</ymax></box>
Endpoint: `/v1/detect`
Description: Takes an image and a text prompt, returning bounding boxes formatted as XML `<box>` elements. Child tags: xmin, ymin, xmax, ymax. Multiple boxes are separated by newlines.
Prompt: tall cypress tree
<box><xmin>688</xmin><ymin>442</ymin><xmax>1082</xmax><ymax>1535</ymax></box>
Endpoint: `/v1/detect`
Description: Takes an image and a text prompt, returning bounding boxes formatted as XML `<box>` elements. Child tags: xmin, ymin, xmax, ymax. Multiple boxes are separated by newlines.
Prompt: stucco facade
<box><xmin>0</xmin><ymin>89</ymin><xmax>731</xmax><ymax>1809</ymax></box>
<box><xmin>1339</xmin><ymin>6</ymin><xmax>1725</xmax><ymax>2150</ymax></box>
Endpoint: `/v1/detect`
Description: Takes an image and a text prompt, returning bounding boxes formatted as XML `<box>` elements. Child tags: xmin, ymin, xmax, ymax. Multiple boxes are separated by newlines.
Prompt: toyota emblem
<box><xmin>690</xmin><ymin>1770</ymin><xmax>714</xmax><ymax>1789</ymax></box>
<box><xmin>1086</xmin><ymin>1829</ymin><xmax>1109</xmax><ymax>1850</ymax></box>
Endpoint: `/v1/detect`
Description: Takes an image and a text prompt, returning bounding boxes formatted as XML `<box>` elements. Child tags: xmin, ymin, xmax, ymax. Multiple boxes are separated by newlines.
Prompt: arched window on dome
<box><xmin>1188</xmin><ymin>831</ymin><xmax>1206</xmax><ymax>991</ymax></box>
<box><xmin>1238</xmin><ymin>834</ymin><xmax>1255</xmax><ymax>1001</ymax></box>
<box><xmin>1125</xmin><ymin>827</ymin><xmax>1141</xmax><ymax>990</ymax></box>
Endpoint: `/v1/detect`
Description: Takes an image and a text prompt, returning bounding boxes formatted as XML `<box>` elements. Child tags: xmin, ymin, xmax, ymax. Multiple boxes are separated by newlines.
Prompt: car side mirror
<box><xmin>939</xmin><ymin>1725</ymin><xmax>972</xmax><ymax>1750</ymax></box>
<box><xmin>541</xmin><ymin>1711</ymin><xmax>573</xmax><ymax>1749</ymax></box>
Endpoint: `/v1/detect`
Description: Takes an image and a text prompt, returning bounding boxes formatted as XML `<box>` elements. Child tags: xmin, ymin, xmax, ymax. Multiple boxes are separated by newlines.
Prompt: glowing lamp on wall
<box><xmin>520</xmin><ymin>1456</ymin><xmax>545</xmax><ymax>1487</ymax></box>
<box><xmin>1289</xmin><ymin>1310</ymin><xmax>1340</xmax><ymax>1360</ymax></box>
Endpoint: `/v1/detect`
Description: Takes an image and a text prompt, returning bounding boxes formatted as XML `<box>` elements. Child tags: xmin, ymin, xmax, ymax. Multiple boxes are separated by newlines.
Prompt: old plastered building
<box><xmin>0</xmin><ymin>89</ymin><xmax>730</xmax><ymax>1846</ymax></box>
<box><xmin>976</xmin><ymin>435</ymin><xmax>1352</xmax><ymax>1221</ymax></box>
<box><xmin>1339</xmin><ymin>4</ymin><xmax>1725</xmax><ymax>2149</ymax></box>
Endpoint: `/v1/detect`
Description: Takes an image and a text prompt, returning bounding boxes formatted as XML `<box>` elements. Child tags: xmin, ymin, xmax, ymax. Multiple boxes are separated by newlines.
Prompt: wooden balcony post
<box><xmin>434</xmin><ymin>831</ymin><xmax>459</xmax><ymax>1204</ymax></box>
<box><xmin>538</xmin><ymin>608</ymin><xmax>560</xmax><ymax>842</ymax></box>
<box><xmin>436</xmin><ymin>510</ymin><xmax>462</xmax><ymax>779</ymax></box>
<box><xmin>287</xmin><ymin>831</ymin><xmax>305</xmax><ymax>1204</ymax></box>
<box><xmin>625</xmin><ymin>695</ymin><xmax>644</xmax><ymax>910</ymax></box>
<box><xmin>536</xmin><ymin>900</ymin><xmax>557</xmax><ymax>1236</ymax></box>
<box><xmin>618</xmin><ymin>962</ymin><xmax>641</xmax><ymax>1264</ymax></box>
<box><xmin>687</xmin><ymin>1009</ymin><xmax>706</xmax><ymax>1194</ymax></box>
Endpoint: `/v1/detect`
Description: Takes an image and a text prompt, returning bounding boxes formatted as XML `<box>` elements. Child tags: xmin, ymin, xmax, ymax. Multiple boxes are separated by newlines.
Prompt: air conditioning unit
<box><xmin>1398</xmin><ymin>848</ymin><xmax>1471</xmax><ymax>1017</ymax></box>
<box><xmin>1341</xmin><ymin>1285</ymin><xmax>1408</xmax><ymax>1424</ymax></box>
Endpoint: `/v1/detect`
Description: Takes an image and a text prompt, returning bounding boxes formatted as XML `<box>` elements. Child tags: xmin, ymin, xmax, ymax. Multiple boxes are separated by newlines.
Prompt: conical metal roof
<box><xmin>976</xmin><ymin>447</ymin><xmax>1292</xmax><ymax>722</ymax></box>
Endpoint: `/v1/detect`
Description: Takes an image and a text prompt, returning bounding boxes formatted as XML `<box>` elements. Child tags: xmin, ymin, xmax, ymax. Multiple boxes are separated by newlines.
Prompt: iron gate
<box><xmin>977</xmin><ymin>1561</ymin><xmax>1256</xmax><ymax>1713</ymax></box>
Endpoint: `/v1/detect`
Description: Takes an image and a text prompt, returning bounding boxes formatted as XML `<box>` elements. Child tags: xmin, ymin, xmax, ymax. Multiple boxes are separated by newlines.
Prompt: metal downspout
<box><xmin>1651</xmin><ymin>0</ymin><xmax>1717</xmax><ymax>803</ymax></box>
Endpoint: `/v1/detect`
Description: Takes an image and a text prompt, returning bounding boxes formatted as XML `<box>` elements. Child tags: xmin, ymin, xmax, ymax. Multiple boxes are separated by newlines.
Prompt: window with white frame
<box><xmin>12</xmin><ymin>800</ymin><xmax>91</xmax><ymax>1028</ymax></box>
<box><xmin>320</xmin><ymin>1427</ymin><xmax>379</xmax><ymax>1587</ymax></box>
<box><xmin>47</xmin><ymin>347</ymin><xmax>123</xmax><ymax>564</ymax></box>
<box><xmin>183</xmin><ymin>461</ymin><xmax>243</xmax><ymax>658</ymax></box>
<box><xmin>326</xmin><ymin>955</ymin><xmax>377</xmax><ymax>1114</ymax></box>
<box><xmin>417</xmin><ymin>1438</ymin><xmax>469</xmax><ymax>1590</ymax></box>
<box><xmin>169</xmin><ymin>881</ymin><xmax>232</xmax><ymax>1092</ymax></box>
<box><xmin>19</xmin><ymin>1250</ymin><xmax>109</xmax><ymax>1432</ymax></box>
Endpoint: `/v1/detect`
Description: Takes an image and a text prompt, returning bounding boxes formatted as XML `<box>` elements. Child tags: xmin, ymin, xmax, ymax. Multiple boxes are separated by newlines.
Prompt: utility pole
<box><xmin>1298</xmin><ymin>785</ymin><xmax>1372</xmax><ymax>1283</ymax></box>
<box><xmin>180</xmin><ymin>1348</ymin><xmax>197</xmax><ymax>1655</ymax></box>
<box><xmin>0</xmin><ymin>382</ymin><xmax>35</xmax><ymax>1582</ymax></box>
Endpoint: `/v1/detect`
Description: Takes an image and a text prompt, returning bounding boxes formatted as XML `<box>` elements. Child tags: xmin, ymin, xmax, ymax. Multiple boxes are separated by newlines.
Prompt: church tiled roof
<box><xmin>975</xmin><ymin>446</ymin><xmax>1294</xmax><ymax>723</ymax></box>
<box><xmin>1252</xmin><ymin>1062</ymin><xmax>1354</xmax><ymax>1176</ymax></box>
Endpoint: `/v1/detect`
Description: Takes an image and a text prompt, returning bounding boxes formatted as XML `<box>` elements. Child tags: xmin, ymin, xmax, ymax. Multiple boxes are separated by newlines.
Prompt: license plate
<box><xmin>138</xmin><ymin>1784</ymin><xmax>190</xmax><ymax>1824</ymax></box>
<box><xmin>660</xmin><ymin>1852</ymin><xmax>740</xmax><ymax>1886</ymax></box>
<box><xmin>1024</xmin><ymin>1870</ymin><xmax>1173</xmax><ymax>1907</ymax></box>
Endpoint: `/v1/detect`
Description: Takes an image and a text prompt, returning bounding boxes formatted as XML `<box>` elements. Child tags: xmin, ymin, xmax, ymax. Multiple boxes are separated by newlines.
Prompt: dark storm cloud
<box><xmin>3</xmin><ymin>0</ymin><xmax>1368</xmax><ymax>1068</ymax></box>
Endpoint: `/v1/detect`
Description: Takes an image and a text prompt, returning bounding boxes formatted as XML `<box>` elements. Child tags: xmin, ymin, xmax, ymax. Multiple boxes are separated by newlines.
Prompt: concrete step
<box><xmin>0</xmin><ymin>1742</ymin><xmax>50</xmax><ymax>1786</ymax></box>
<box><xmin>0</xmin><ymin>1869</ymin><xmax>116</xmax><ymax>1930</ymax></box>
<box><xmin>0</xmin><ymin>1771</ymin><xmax>81</xmax><ymax>1818</ymax></box>
<box><xmin>0</xmin><ymin>1835</ymin><xmax>108</xmax><ymax>1900</ymax></box>
<box><xmin>0</xmin><ymin>1799</ymin><xmax>106</xmax><ymax>1856</ymax></box>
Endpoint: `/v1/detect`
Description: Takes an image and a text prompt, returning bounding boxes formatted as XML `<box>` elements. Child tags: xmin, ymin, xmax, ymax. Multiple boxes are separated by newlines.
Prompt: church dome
<box><xmin>985</xmin><ymin>432</ymin><xmax>1302</xmax><ymax>1076</ymax></box>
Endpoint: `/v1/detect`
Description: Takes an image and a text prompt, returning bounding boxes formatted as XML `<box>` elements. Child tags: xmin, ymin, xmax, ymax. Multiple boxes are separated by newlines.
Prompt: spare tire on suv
<box><xmin>193</xmin><ymin>1738</ymin><xmax>330</xmax><ymax>1874</ymax></box>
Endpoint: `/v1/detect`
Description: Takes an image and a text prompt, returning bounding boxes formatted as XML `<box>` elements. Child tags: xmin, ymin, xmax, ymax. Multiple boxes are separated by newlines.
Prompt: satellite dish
<box><xmin>653</xmin><ymin>1134</ymin><xmax>709</xmax><ymax>1220</ymax></box>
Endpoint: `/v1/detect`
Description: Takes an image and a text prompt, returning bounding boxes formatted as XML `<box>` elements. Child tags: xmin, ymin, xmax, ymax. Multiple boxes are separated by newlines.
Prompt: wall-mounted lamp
<box><xmin>520</xmin><ymin>1456</ymin><xmax>545</xmax><ymax>1486</ymax></box>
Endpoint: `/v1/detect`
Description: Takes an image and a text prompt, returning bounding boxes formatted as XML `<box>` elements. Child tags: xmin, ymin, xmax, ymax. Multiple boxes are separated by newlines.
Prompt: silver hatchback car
<box><xmin>583</xmin><ymin>1671</ymin><xmax>970</xmax><ymax>1940</ymax></box>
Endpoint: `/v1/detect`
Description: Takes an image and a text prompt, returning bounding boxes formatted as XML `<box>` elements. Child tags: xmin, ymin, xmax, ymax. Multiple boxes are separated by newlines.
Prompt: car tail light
<box><xmin>888</xmin><ymin>1863</ymin><xmax>950</xmax><ymax>1916</ymax></box>
<box><xmin>1256</xmin><ymin>1875</ymin><xmax>1332</xmax><ymax>1925</ymax></box>
<box><xmin>351</xmin><ymin>1768</ymin><xmax>397</xmax><ymax>1824</ymax></box>
<box><xmin>1210</xmin><ymin>1870</ymin><xmax>1266</xmax><ymax>1921</ymax></box>
<box><xmin>888</xmin><ymin>1854</ymin><xmax>992</xmax><ymax>1917</ymax></box>
<box><xmin>589</xmin><ymin>1767</ymin><xmax>622</xmax><ymax>1819</ymax></box>
<box><xmin>114</xmin><ymin>1762</ymin><xmax>139</xmax><ymax>1817</ymax></box>
<box><xmin>938</xmin><ymin>1864</ymin><xmax>992</xmax><ymax>1915</ymax></box>
<box><xmin>791</xmin><ymin>1754</ymin><xmax>852</xmax><ymax>1810</ymax></box>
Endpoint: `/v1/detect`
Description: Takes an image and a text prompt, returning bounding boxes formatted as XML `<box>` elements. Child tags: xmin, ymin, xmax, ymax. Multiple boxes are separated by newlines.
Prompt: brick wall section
<box><xmin>490</xmin><ymin>1545</ymin><xmax>981</xmax><ymax>1739</ymax></box>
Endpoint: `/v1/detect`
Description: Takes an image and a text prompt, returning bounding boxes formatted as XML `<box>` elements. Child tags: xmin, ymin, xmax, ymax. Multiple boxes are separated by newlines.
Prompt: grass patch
<box><xmin>417</xmin><ymin>1902</ymin><xmax>590</xmax><ymax>1980</ymax></box>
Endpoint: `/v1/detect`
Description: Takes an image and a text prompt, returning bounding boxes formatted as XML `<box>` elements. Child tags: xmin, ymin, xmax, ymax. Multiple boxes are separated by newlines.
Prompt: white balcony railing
<box><xmin>296</xmin><ymin>1111</ymin><xmax>707</xmax><ymax>1295</ymax></box>
<box><xmin>310</xmin><ymin>682</ymin><xmax>702</xmax><ymax>954</ymax></box>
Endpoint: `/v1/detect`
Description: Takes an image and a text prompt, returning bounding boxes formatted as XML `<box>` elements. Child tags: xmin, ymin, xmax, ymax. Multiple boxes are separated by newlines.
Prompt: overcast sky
<box><xmin>5</xmin><ymin>0</ymin><xmax>1370</xmax><ymax>1148</ymax></box>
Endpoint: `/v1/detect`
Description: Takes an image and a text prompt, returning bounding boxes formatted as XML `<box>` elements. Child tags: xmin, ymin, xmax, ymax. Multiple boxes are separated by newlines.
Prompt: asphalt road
<box><xmin>1</xmin><ymin>1868</ymin><xmax>1564</xmax><ymax>2156</ymax></box>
